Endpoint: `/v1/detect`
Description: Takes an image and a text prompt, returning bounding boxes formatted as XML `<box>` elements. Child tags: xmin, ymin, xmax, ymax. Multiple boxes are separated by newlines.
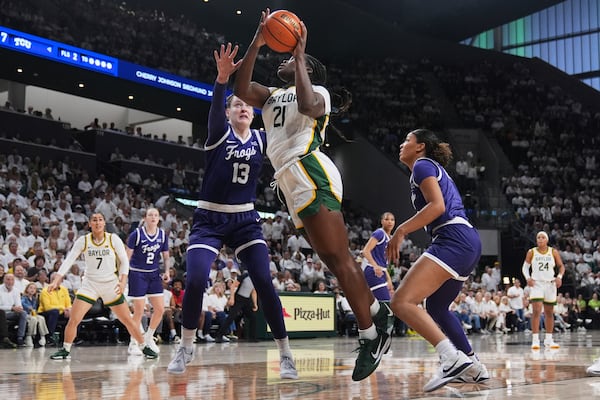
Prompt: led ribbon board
<box><xmin>0</xmin><ymin>25</ymin><xmax>213</xmax><ymax>101</ymax></box>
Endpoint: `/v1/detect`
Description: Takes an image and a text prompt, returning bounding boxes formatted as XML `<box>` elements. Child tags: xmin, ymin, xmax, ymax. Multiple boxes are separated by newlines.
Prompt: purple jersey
<box><xmin>410</xmin><ymin>157</ymin><xmax>468</xmax><ymax>235</ymax></box>
<box><xmin>200</xmin><ymin>82</ymin><xmax>266</xmax><ymax>205</ymax></box>
<box><xmin>366</xmin><ymin>228</ymin><xmax>389</xmax><ymax>268</ymax></box>
<box><xmin>361</xmin><ymin>228</ymin><xmax>392</xmax><ymax>301</ymax></box>
<box><xmin>126</xmin><ymin>227</ymin><xmax>168</xmax><ymax>271</ymax></box>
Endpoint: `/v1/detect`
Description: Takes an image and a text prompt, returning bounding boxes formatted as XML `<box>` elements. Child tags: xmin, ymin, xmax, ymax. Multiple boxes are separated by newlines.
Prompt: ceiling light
<box><xmin>78</xmin><ymin>83</ymin><xmax>85</xmax><ymax>88</ymax></box>
<box><xmin>16</xmin><ymin>68</ymin><xmax>23</xmax><ymax>73</ymax></box>
<box><xmin>128</xmin><ymin>95</ymin><xmax>134</xmax><ymax>100</ymax></box>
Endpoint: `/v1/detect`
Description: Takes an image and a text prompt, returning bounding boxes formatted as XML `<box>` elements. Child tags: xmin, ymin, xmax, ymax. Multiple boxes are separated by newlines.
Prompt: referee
<box><xmin>215</xmin><ymin>271</ymin><xmax>258</xmax><ymax>342</ymax></box>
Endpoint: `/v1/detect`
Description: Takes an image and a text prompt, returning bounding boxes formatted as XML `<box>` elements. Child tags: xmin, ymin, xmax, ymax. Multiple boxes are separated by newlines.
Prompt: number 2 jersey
<box><xmin>58</xmin><ymin>232</ymin><xmax>129</xmax><ymax>283</ymax></box>
<box><xmin>127</xmin><ymin>227</ymin><xmax>168</xmax><ymax>272</ymax></box>
<box><xmin>530</xmin><ymin>246</ymin><xmax>557</xmax><ymax>281</ymax></box>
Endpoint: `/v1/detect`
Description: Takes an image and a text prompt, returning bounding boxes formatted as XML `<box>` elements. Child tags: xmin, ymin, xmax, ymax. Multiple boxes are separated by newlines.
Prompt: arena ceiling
<box><xmin>131</xmin><ymin>0</ymin><xmax>565</xmax><ymax>58</ymax></box>
<box><xmin>337</xmin><ymin>0</ymin><xmax>564</xmax><ymax>42</ymax></box>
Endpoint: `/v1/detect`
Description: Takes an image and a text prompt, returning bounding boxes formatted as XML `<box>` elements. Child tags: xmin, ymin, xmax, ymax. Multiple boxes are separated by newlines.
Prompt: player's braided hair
<box><xmin>304</xmin><ymin>54</ymin><xmax>325</xmax><ymax>85</ymax></box>
<box><xmin>305</xmin><ymin>54</ymin><xmax>352</xmax><ymax>114</ymax></box>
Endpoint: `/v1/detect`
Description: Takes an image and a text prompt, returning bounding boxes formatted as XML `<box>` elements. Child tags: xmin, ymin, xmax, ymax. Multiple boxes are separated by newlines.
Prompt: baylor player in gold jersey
<box><xmin>47</xmin><ymin>213</ymin><xmax>158</xmax><ymax>360</ymax></box>
<box><xmin>522</xmin><ymin>230</ymin><xmax>565</xmax><ymax>350</ymax></box>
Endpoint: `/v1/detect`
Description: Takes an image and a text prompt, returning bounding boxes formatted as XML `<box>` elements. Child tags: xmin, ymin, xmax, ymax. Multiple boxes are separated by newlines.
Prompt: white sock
<box><xmin>435</xmin><ymin>338</ymin><xmax>457</xmax><ymax>358</ymax></box>
<box><xmin>275</xmin><ymin>337</ymin><xmax>293</xmax><ymax>359</ymax></box>
<box><xmin>545</xmin><ymin>333</ymin><xmax>553</xmax><ymax>342</ymax></box>
<box><xmin>170</xmin><ymin>329</ymin><xmax>177</xmax><ymax>338</ymax></box>
<box><xmin>370</xmin><ymin>300</ymin><xmax>381</xmax><ymax>317</ymax></box>
<box><xmin>181</xmin><ymin>327</ymin><xmax>195</xmax><ymax>348</ymax></box>
<box><xmin>358</xmin><ymin>324</ymin><xmax>377</xmax><ymax>340</ymax></box>
<box><xmin>532</xmin><ymin>333</ymin><xmax>540</xmax><ymax>342</ymax></box>
<box><xmin>63</xmin><ymin>343</ymin><xmax>72</xmax><ymax>352</ymax></box>
<box><xmin>146</xmin><ymin>327</ymin><xmax>156</xmax><ymax>338</ymax></box>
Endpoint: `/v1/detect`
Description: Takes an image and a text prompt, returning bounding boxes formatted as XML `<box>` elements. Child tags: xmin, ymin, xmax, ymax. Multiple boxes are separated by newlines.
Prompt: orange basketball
<box><xmin>262</xmin><ymin>10</ymin><xmax>302</xmax><ymax>53</ymax></box>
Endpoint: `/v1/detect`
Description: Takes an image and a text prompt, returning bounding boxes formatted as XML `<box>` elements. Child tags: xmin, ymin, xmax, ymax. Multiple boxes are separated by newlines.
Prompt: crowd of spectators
<box><xmin>451</xmin><ymin>270</ymin><xmax>600</xmax><ymax>341</ymax></box>
<box><xmin>0</xmin><ymin>135</ymin><xmax>425</xmax><ymax>345</ymax></box>
<box><xmin>433</xmin><ymin>60</ymin><xmax>600</xmax><ymax>301</ymax></box>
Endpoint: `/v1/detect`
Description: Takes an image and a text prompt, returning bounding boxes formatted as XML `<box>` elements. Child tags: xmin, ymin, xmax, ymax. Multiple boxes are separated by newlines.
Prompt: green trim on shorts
<box><xmin>304</xmin><ymin>115</ymin><xmax>327</xmax><ymax>154</ymax></box>
<box><xmin>530</xmin><ymin>298</ymin><xmax>556</xmax><ymax>305</ymax></box>
<box><xmin>104</xmin><ymin>294</ymin><xmax>126</xmax><ymax>307</ymax></box>
<box><xmin>76</xmin><ymin>294</ymin><xmax>98</xmax><ymax>305</ymax></box>
<box><xmin>297</xmin><ymin>153</ymin><xmax>342</xmax><ymax>220</ymax></box>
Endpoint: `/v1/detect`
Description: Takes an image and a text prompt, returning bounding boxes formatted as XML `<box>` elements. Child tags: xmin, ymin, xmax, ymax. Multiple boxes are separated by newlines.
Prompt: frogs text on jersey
<box><xmin>225</xmin><ymin>145</ymin><xmax>257</xmax><ymax>161</ymax></box>
<box><xmin>141</xmin><ymin>243</ymin><xmax>162</xmax><ymax>254</ymax></box>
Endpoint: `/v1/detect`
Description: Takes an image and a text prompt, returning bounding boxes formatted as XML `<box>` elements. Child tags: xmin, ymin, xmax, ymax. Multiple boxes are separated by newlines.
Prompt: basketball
<box><xmin>262</xmin><ymin>10</ymin><xmax>302</xmax><ymax>53</ymax></box>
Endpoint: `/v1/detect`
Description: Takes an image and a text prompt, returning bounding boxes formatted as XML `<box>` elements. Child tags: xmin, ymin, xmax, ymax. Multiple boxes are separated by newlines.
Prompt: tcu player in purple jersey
<box><xmin>386</xmin><ymin>129</ymin><xmax>489</xmax><ymax>392</ymax></box>
<box><xmin>167</xmin><ymin>43</ymin><xmax>297</xmax><ymax>379</ymax></box>
<box><xmin>126</xmin><ymin>207</ymin><xmax>170</xmax><ymax>355</ymax></box>
<box><xmin>361</xmin><ymin>212</ymin><xmax>395</xmax><ymax>302</ymax></box>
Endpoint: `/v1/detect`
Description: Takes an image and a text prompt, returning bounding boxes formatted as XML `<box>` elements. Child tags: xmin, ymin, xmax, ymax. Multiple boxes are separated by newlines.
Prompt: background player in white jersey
<box><xmin>234</xmin><ymin>9</ymin><xmax>394</xmax><ymax>382</ymax></box>
<box><xmin>126</xmin><ymin>207</ymin><xmax>169</xmax><ymax>355</ymax></box>
<box><xmin>47</xmin><ymin>213</ymin><xmax>158</xmax><ymax>360</ymax></box>
<box><xmin>522</xmin><ymin>230</ymin><xmax>565</xmax><ymax>350</ymax></box>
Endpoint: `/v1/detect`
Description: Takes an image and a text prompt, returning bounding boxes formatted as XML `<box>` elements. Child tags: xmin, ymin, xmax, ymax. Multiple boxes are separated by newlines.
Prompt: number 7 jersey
<box><xmin>58</xmin><ymin>232</ymin><xmax>130</xmax><ymax>282</ymax></box>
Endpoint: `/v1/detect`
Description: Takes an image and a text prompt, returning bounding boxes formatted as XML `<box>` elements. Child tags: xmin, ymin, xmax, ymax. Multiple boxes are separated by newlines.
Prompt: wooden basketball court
<box><xmin>2</xmin><ymin>330</ymin><xmax>599</xmax><ymax>399</ymax></box>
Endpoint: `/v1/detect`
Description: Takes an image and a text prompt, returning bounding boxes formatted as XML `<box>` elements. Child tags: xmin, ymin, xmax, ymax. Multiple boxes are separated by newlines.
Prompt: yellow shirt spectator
<box><xmin>38</xmin><ymin>285</ymin><xmax>72</xmax><ymax>315</ymax></box>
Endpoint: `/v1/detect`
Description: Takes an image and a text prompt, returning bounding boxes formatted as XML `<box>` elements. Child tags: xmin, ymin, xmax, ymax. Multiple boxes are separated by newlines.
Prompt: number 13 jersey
<box><xmin>200</xmin><ymin>126</ymin><xmax>266</xmax><ymax>206</ymax></box>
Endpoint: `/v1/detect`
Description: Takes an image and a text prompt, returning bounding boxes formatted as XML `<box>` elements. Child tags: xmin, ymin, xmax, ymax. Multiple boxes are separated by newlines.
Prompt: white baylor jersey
<box><xmin>58</xmin><ymin>232</ymin><xmax>129</xmax><ymax>282</ymax></box>
<box><xmin>262</xmin><ymin>85</ymin><xmax>331</xmax><ymax>173</ymax></box>
<box><xmin>530</xmin><ymin>246</ymin><xmax>556</xmax><ymax>281</ymax></box>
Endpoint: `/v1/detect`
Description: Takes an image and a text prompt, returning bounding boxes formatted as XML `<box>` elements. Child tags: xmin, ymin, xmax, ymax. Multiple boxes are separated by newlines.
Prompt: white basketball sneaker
<box><xmin>424</xmin><ymin>350</ymin><xmax>473</xmax><ymax>392</ymax></box>
<box><xmin>587</xmin><ymin>359</ymin><xmax>600</xmax><ymax>376</ymax></box>
<box><xmin>167</xmin><ymin>346</ymin><xmax>194</xmax><ymax>374</ymax></box>
<box><xmin>452</xmin><ymin>354</ymin><xmax>490</xmax><ymax>383</ymax></box>
<box><xmin>128</xmin><ymin>340</ymin><xmax>143</xmax><ymax>356</ymax></box>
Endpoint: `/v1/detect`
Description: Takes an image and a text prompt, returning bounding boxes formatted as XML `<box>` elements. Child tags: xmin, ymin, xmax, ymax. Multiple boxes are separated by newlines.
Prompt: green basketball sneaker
<box><xmin>50</xmin><ymin>348</ymin><xmax>71</xmax><ymax>360</ymax></box>
<box><xmin>373</xmin><ymin>301</ymin><xmax>395</xmax><ymax>336</ymax></box>
<box><xmin>351</xmin><ymin>331</ymin><xmax>391</xmax><ymax>381</ymax></box>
